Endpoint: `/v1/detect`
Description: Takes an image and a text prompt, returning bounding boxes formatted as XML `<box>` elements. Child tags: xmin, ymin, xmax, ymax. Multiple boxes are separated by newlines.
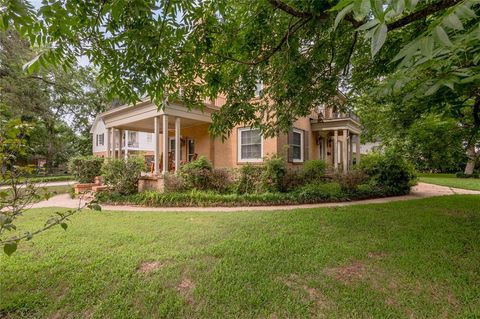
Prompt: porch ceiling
<box><xmin>101</xmin><ymin>100</ymin><xmax>213</xmax><ymax>132</ymax></box>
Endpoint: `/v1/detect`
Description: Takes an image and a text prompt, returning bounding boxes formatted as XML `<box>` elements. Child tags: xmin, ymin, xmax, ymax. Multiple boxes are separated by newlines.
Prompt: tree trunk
<box><xmin>464</xmin><ymin>144</ymin><xmax>477</xmax><ymax>175</ymax></box>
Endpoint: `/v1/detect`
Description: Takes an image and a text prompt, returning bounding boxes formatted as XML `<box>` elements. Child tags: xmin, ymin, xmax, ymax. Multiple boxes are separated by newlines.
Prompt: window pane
<box><xmin>293</xmin><ymin>132</ymin><xmax>301</xmax><ymax>146</ymax></box>
<box><xmin>292</xmin><ymin>145</ymin><xmax>301</xmax><ymax>159</ymax></box>
<box><xmin>241</xmin><ymin>144</ymin><xmax>261</xmax><ymax>159</ymax></box>
<box><xmin>241</xmin><ymin>129</ymin><xmax>261</xmax><ymax>144</ymax></box>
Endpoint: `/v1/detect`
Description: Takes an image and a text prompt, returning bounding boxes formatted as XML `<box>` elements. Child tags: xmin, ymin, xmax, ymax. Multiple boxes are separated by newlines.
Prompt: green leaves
<box><xmin>3</xmin><ymin>241</ymin><xmax>17</xmax><ymax>256</ymax></box>
<box><xmin>371</xmin><ymin>23</ymin><xmax>388</xmax><ymax>56</ymax></box>
<box><xmin>433</xmin><ymin>26</ymin><xmax>453</xmax><ymax>47</ymax></box>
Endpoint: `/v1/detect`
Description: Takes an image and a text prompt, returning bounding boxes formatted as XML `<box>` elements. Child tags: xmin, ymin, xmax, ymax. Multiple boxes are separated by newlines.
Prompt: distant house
<box><xmin>91</xmin><ymin>95</ymin><xmax>362</xmax><ymax>174</ymax></box>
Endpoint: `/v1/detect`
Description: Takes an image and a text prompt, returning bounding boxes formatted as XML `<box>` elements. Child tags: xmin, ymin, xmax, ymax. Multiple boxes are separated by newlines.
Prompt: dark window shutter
<box><xmin>287</xmin><ymin>129</ymin><xmax>294</xmax><ymax>163</ymax></box>
<box><xmin>304</xmin><ymin>130</ymin><xmax>309</xmax><ymax>161</ymax></box>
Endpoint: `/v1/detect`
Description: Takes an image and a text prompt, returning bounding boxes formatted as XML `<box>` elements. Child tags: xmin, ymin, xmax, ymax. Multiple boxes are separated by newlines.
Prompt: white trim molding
<box><xmin>237</xmin><ymin>127</ymin><xmax>263</xmax><ymax>163</ymax></box>
<box><xmin>292</xmin><ymin>128</ymin><xmax>304</xmax><ymax>163</ymax></box>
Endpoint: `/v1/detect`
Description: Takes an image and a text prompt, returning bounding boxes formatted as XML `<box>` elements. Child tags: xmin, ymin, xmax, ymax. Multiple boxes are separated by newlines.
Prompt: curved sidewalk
<box><xmin>28</xmin><ymin>182</ymin><xmax>480</xmax><ymax>212</ymax></box>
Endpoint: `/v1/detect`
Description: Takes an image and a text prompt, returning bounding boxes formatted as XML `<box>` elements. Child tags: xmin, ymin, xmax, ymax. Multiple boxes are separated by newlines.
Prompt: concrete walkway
<box><xmin>28</xmin><ymin>182</ymin><xmax>480</xmax><ymax>212</ymax></box>
<box><xmin>0</xmin><ymin>180</ymin><xmax>76</xmax><ymax>190</ymax></box>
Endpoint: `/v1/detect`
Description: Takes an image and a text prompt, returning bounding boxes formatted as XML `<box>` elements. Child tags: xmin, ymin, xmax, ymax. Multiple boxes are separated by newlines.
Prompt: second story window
<box><xmin>254</xmin><ymin>81</ymin><xmax>264</xmax><ymax>98</ymax></box>
<box><xmin>238</xmin><ymin>127</ymin><xmax>263</xmax><ymax>162</ymax></box>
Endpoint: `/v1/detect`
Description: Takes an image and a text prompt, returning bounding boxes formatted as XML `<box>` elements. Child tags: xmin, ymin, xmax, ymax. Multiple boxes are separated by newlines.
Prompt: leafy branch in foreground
<box><xmin>0</xmin><ymin>116</ymin><xmax>101</xmax><ymax>256</ymax></box>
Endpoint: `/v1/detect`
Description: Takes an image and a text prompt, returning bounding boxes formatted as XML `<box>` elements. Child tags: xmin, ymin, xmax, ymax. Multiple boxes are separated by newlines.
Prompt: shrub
<box><xmin>302</xmin><ymin>160</ymin><xmax>327</xmax><ymax>183</ymax></box>
<box><xmin>179</xmin><ymin>156</ymin><xmax>213</xmax><ymax>189</ymax></box>
<box><xmin>335</xmin><ymin>170</ymin><xmax>367</xmax><ymax>192</ymax></box>
<box><xmin>209</xmin><ymin>168</ymin><xmax>236</xmax><ymax>193</ymax></box>
<box><xmin>101</xmin><ymin>157</ymin><xmax>145</xmax><ymax>195</ymax></box>
<box><xmin>262</xmin><ymin>155</ymin><xmax>287</xmax><ymax>192</ymax></box>
<box><xmin>164</xmin><ymin>172</ymin><xmax>189</xmax><ymax>193</ymax></box>
<box><xmin>236</xmin><ymin>164</ymin><xmax>264</xmax><ymax>194</ymax></box>
<box><xmin>68</xmin><ymin>156</ymin><xmax>104</xmax><ymax>183</ymax></box>
<box><xmin>281</xmin><ymin>169</ymin><xmax>306</xmax><ymax>192</ymax></box>
<box><xmin>360</xmin><ymin>152</ymin><xmax>416</xmax><ymax>195</ymax></box>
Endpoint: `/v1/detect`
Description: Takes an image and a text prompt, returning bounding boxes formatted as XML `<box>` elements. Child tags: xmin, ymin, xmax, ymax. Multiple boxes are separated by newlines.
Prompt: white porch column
<box><xmin>333</xmin><ymin>130</ymin><xmax>338</xmax><ymax>170</ymax></box>
<box><xmin>124</xmin><ymin>130</ymin><xmax>129</xmax><ymax>159</ymax></box>
<box><xmin>356</xmin><ymin>134</ymin><xmax>361</xmax><ymax>165</ymax></box>
<box><xmin>118</xmin><ymin>129</ymin><xmax>123</xmax><ymax>159</ymax></box>
<box><xmin>162</xmin><ymin>114</ymin><xmax>169</xmax><ymax>174</ymax></box>
<box><xmin>343</xmin><ymin>129</ymin><xmax>348</xmax><ymax>173</ymax></box>
<box><xmin>349</xmin><ymin>134</ymin><xmax>354</xmax><ymax>168</ymax></box>
<box><xmin>106</xmin><ymin>128</ymin><xmax>111</xmax><ymax>158</ymax></box>
<box><xmin>111</xmin><ymin>128</ymin><xmax>117</xmax><ymax>159</ymax></box>
<box><xmin>174</xmin><ymin>117</ymin><xmax>181</xmax><ymax>172</ymax></box>
<box><xmin>154</xmin><ymin>117</ymin><xmax>160</xmax><ymax>175</ymax></box>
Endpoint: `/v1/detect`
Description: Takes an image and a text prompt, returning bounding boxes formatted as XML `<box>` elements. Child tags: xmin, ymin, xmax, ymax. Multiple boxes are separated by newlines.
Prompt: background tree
<box><xmin>0</xmin><ymin>30</ymin><xmax>109</xmax><ymax>170</ymax></box>
<box><xmin>1</xmin><ymin>0</ymin><xmax>478</xmax><ymax>172</ymax></box>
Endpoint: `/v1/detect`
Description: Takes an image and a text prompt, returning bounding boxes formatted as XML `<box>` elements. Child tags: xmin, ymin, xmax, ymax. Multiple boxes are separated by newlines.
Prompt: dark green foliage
<box><xmin>261</xmin><ymin>155</ymin><xmax>287</xmax><ymax>192</ymax></box>
<box><xmin>335</xmin><ymin>170</ymin><xmax>368</xmax><ymax>193</ymax></box>
<box><xmin>179</xmin><ymin>156</ymin><xmax>213</xmax><ymax>190</ymax></box>
<box><xmin>302</xmin><ymin>160</ymin><xmax>327</xmax><ymax>183</ymax></box>
<box><xmin>360</xmin><ymin>152</ymin><xmax>416</xmax><ymax>195</ymax></box>
<box><xmin>163</xmin><ymin>172</ymin><xmax>189</xmax><ymax>193</ymax></box>
<box><xmin>101</xmin><ymin>157</ymin><xmax>145</xmax><ymax>195</ymax></box>
<box><xmin>97</xmin><ymin>181</ymin><xmax>393</xmax><ymax>207</ymax></box>
<box><xmin>68</xmin><ymin>156</ymin><xmax>103</xmax><ymax>183</ymax></box>
<box><xmin>209</xmin><ymin>168</ymin><xmax>236</xmax><ymax>194</ymax></box>
<box><xmin>236</xmin><ymin>164</ymin><xmax>264</xmax><ymax>194</ymax></box>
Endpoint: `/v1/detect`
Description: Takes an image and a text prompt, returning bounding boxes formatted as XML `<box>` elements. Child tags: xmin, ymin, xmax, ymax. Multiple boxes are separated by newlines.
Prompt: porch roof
<box><xmin>100</xmin><ymin>99</ymin><xmax>215</xmax><ymax>132</ymax></box>
<box><xmin>310</xmin><ymin>117</ymin><xmax>362</xmax><ymax>135</ymax></box>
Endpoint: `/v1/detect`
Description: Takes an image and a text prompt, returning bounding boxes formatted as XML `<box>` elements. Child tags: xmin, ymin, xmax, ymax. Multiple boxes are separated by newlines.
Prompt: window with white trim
<box><xmin>254</xmin><ymin>81</ymin><xmax>264</xmax><ymax>97</ymax></box>
<box><xmin>238</xmin><ymin>128</ymin><xmax>263</xmax><ymax>162</ymax></box>
<box><xmin>96</xmin><ymin>134</ymin><xmax>104</xmax><ymax>146</ymax></box>
<box><xmin>292</xmin><ymin>129</ymin><xmax>304</xmax><ymax>162</ymax></box>
<box><xmin>146</xmin><ymin>133</ymin><xmax>152</xmax><ymax>143</ymax></box>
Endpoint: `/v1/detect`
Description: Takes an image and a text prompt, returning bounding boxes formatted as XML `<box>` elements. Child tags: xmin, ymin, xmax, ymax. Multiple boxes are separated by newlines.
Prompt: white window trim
<box><xmin>238</xmin><ymin>127</ymin><xmax>263</xmax><ymax>163</ymax></box>
<box><xmin>292</xmin><ymin>128</ymin><xmax>304</xmax><ymax>163</ymax></box>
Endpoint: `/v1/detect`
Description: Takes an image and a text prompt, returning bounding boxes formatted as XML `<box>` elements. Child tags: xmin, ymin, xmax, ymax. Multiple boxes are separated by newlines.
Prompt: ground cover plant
<box><xmin>1</xmin><ymin>195</ymin><xmax>479</xmax><ymax>318</ymax></box>
<box><xmin>98</xmin><ymin>154</ymin><xmax>415</xmax><ymax>207</ymax></box>
<box><xmin>418</xmin><ymin>173</ymin><xmax>480</xmax><ymax>191</ymax></box>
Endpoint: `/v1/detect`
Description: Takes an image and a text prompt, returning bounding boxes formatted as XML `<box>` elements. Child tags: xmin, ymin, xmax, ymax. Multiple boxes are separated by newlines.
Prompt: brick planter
<box><xmin>74</xmin><ymin>183</ymin><xmax>96</xmax><ymax>194</ymax></box>
<box><xmin>138</xmin><ymin>176</ymin><xmax>165</xmax><ymax>193</ymax></box>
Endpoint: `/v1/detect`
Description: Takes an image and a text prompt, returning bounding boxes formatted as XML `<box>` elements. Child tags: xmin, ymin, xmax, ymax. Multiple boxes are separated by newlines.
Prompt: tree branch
<box><xmin>387</xmin><ymin>0</ymin><xmax>464</xmax><ymax>31</ymax></box>
<box><xmin>267</xmin><ymin>0</ymin><xmax>312</xmax><ymax>18</ymax></box>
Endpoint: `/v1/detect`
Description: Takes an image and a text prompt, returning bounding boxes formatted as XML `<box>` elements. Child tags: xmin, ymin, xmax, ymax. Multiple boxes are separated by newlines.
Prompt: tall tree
<box><xmin>1</xmin><ymin>0</ymin><xmax>479</xmax><ymax>171</ymax></box>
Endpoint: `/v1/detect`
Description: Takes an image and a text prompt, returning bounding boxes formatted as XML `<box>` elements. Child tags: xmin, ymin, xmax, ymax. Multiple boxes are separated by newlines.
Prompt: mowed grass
<box><xmin>418</xmin><ymin>173</ymin><xmax>480</xmax><ymax>191</ymax></box>
<box><xmin>1</xmin><ymin>196</ymin><xmax>480</xmax><ymax>318</ymax></box>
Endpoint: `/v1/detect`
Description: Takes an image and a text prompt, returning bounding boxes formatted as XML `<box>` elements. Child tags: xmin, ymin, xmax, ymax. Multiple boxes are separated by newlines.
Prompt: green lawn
<box><xmin>0</xmin><ymin>175</ymin><xmax>74</xmax><ymax>186</ymax></box>
<box><xmin>1</xmin><ymin>196</ymin><xmax>479</xmax><ymax>318</ymax></box>
<box><xmin>418</xmin><ymin>173</ymin><xmax>480</xmax><ymax>191</ymax></box>
<box><xmin>3</xmin><ymin>185</ymin><xmax>72</xmax><ymax>202</ymax></box>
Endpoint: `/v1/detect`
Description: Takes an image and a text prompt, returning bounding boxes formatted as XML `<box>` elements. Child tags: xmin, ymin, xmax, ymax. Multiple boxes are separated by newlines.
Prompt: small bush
<box><xmin>101</xmin><ymin>157</ymin><xmax>145</xmax><ymax>195</ymax></box>
<box><xmin>164</xmin><ymin>172</ymin><xmax>189</xmax><ymax>193</ymax></box>
<box><xmin>209</xmin><ymin>168</ymin><xmax>236</xmax><ymax>193</ymax></box>
<box><xmin>360</xmin><ymin>152</ymin><xmax>416</xmax><ymax>195</ymax></box>
<box><xmin>262</xmin><ymin>155</ymin><xmax>287</xmax><ymax>192</ymax></box>
<box><xmin>68</xmin><ymin>156</ymin><xmax>103</xmax><ymax>183</ymax></box>
<box><xmin>236</xmin><ymin>164</ymin><xmax>264</xmax><ymax>194</ymax></box>
<box><xmin>179</xmin><ymin>156</ymin><xmax>213</xmax><ymax>189</ymax></box>
<box><xmin>302</xmin><ymin>160</ymin><xmax>327</xmax><ymax>183</ymax></box>
<box><xmin>281</xmin><ymin>169</ymin><xmax>306</xmax><ymax>192</ymax></box>
<box><xmin>335</xmin><ymin>170</ymin><xmax>367</xmax><ymax>192</ymax></box>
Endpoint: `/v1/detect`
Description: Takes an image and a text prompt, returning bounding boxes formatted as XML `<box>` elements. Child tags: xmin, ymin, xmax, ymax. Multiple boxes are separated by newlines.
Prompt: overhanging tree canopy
<box><xmin>1</xmin><ymin>0</ymin><xmax>477</xmax><ymax>136</ymax></box>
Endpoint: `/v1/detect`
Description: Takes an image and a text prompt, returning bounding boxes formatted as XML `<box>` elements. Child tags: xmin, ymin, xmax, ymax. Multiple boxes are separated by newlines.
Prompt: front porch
<box><xmin>311</xmin><ymin>117</ymin><xmax>362</xmax><ymax>172</ymax></box>
<box><xmin>102</xmin><ymin>100</ymin><xmax>216</xmax><ymax>175</ymax></box>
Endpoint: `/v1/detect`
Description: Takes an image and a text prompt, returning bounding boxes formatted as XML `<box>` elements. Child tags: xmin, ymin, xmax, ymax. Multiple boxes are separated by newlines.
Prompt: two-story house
<box><xmin>91</xmin><ymin>96</ymin><xmax>362</xmax><ymax>175</ymax></box>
